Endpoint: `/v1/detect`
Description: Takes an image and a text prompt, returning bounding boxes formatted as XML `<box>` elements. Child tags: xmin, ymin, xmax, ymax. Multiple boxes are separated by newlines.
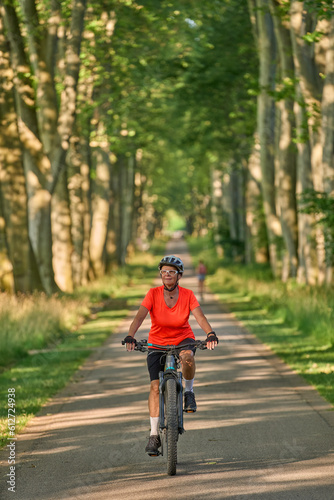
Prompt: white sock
<box><xmin>150</xmin><ymin>416</ymin><xmax>159</xmax><ymax>436</ymax></box>
<box><xmin>184</xmin><ymin>378</ymin><xmax>194</xmax><ymax>392</ymax></box>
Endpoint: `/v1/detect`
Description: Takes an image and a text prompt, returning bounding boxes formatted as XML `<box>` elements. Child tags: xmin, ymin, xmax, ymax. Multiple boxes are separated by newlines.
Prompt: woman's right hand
<box><xmin>123</xmin><ymin>335</ymin><xmax>137</xmax><ymax>351</ymax></box>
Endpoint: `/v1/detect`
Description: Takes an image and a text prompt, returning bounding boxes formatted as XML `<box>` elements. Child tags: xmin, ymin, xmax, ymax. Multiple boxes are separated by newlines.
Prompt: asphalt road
<box><xmin>1</xmin><ymin>239</ymin><xmax>334</xmax><ymax>499</ymax></box>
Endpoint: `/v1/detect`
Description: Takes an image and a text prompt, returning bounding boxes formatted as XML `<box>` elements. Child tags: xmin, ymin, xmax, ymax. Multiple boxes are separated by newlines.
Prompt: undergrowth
<box><xmin>187</xmin><ymin>234</ymin><xmax>334</xmax><ymax>405</ymax></box>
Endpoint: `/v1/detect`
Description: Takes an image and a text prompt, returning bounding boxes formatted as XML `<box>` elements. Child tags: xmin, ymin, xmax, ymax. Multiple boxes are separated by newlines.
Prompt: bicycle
<box><xmin>121</xmin><ymin>338</ymin><xmax>207</xmax><ymax>476</ymax></box>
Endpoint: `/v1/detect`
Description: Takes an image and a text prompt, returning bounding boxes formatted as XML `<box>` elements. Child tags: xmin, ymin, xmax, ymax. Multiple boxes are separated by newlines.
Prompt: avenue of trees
<box><xmin>0</xmin><ymin>0</ymin><xmax>333</xmax><ymax>294</ymax></box>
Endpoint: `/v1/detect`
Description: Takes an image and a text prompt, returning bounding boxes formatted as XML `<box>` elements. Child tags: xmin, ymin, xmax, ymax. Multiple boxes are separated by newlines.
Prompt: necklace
<box><xmin>164</xmin><ymin>289</ymin><xmax>176</xmax><ymax>300</ymax></box>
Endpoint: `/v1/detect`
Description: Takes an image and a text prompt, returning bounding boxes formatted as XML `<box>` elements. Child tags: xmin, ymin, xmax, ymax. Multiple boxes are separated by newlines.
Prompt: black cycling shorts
<box><xmin>147</xmin><ymin>338</ymin><xmax>196</xmax><ymax>382</ymax></box>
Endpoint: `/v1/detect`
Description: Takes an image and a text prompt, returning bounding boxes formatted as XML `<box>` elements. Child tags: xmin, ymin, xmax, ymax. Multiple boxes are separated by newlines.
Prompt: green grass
<box><xmin>187</xmin><ymin>234</ymin><xmax>334</xmax><ymax>406</ymax></box>
<box><xmin>0</xmin><ymin>246</ymin><xmax>162</xmax><ymax>448</ymax></box>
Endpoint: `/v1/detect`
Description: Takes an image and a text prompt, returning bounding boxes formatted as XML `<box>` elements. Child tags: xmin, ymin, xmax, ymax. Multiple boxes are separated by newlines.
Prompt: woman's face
<box><xmin>160</xmin><ymin>265</ymin><xmax>180</xmax><ymax>288</ymax></box>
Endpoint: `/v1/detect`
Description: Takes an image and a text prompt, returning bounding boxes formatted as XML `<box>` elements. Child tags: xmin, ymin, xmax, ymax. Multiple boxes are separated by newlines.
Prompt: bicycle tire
<box><xmin>165</xmin><ymin>377</ymin><xmax>178</xmax><ymax>476</ymax></box>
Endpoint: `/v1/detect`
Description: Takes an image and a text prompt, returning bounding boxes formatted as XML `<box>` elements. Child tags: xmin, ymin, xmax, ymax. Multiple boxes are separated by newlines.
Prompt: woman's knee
<box><xmin>179</xmin><ymin>350</ymin><xmax>194</xmax><ymax>365</ymax></box>
<box><xmin>150</xmin><ymin>380</ymin><xmax>159</xmax><ymax>395</ymax></box>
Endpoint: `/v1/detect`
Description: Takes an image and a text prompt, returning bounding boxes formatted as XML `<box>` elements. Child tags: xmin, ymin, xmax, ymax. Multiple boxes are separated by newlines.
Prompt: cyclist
<box><xmin>123</xmin><ymin>255</ymin><xmax>219</xmax><ymax>457</ymax></box>
<box><xmin>197</xmin><ymin>260</ymin><xmax>207</xmax><ymax>301</ymax></box>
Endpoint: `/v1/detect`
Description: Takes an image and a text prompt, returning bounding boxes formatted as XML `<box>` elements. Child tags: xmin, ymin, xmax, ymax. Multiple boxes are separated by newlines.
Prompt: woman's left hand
<box><xmin>206</xmin><ymin>331</ymin><xmax>218</xmax><ymax>350</ymax></box>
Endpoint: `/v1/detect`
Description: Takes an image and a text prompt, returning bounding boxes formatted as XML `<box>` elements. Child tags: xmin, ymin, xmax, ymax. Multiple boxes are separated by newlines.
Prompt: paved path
<box><xmin>1</xmin><ymin>238</ymin><xmax>334</xmax><ymax>499</ymax></box>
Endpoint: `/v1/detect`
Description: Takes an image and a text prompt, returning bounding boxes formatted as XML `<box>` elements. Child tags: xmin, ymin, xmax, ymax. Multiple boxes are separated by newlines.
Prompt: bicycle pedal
<box><xmin>148</xmin><ymin>451</ymin><xmax>161</xmax><ymax>457</ymax></box>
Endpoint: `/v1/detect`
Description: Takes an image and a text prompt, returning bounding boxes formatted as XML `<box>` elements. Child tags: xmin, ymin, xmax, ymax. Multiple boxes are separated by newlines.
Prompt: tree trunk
<box><xmin>89</xmin><ymin>148</ymin><xmax>111</xmax><ymax>278</ymax></box>
<box><xmin>255</xmin><ymin>0</ymin><xmax>282</xmax><ymax>277</ymax></box>
<box><xmin>229</xmin><ymin>166</ymin><xmax>244</xmax><ymax>261</ymax></box>
<box><xmin>210</xmin><ymin>167</ymin><xmax>224</xmax><ymax>258</ymax></box>
<box><xmin>0</xmin><ymin>12</ymin><xmax>32</xmax><ymax>292</ymax></box>
<box><xmin>220</xmin><ymin>164</ymin><xmax>244</xmax><ymax>261</ymax></box>
<box><xmin>321</xmin><ymin>15</ymin><xmax>334</xmax><ymax>284</ymax></box>
<box><xmin>49</xmin><ymin>0</ymin><xmax>87</xmax><ymax>194</ymax></box>
<box><xmin>290</xmin><ymin>0</ymin><xmax>326</xmax><ymax>284</ymax></box>
<box><xmin>51</xmin><ymin>167</ymin><xmax>73</xmax><ymax>292</ymax></box>
<box><xmin>68</xmin><ymin>135</ymin><xmax>91</xmax><ymax>287</ymax></box>
<box><xmin>3</xmin><ymin>3</ymin><xmax>59</xmax><ymax>294</ymax></box>
<box><xmin>294</xmin><ymin>86</ymin><xmax>316</xmax><ymax>285</ymax></box>
<box><xmin>322</xmin><ymin>15</ymin><xmax>334</xmax><ymax>197</ymax></box>
<box><xmin>132</xmin><ymin>171</ymin><xmax>156</xmax><ymax>251</ymax></box>
<box><xmin>0</xmin><ymin>197</ymin><xmax>14</xmax><ymax>292</ymax></box>
<box><xmin>245</xmin><ymin>134</ymin><xmax>268</xmax><ymax>264</ymax></box>
<box><xmin>117</xmin><ymin>154</ymin><xmax>135</xmax><ymax>266</ymax></box>
<box><xmin>269</xmin><ymin>0</ymin><xmax>298</xmax><ymax>279</ymax></box>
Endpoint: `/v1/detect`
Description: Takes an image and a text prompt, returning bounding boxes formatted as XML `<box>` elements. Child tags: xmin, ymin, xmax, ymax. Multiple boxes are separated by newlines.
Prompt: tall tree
<box><xmin>2</xmin><ymin>0</ymin><xmax>87</xmax><ymax>293</ymax></box>
<box><xmin>269</xmin><ymin>0</ymin><xmax>298</xmax><ymax>279</ymax></box>
<box><xmin>290</xmin><ymin>0</ymin><xmax>328</xmax><ymax>284</ymax></box>
<box><xmin>0</xmin><ymin>11</ymin><xmax>32</xmax><ymax>292</ymax></box>
<box><xmin>252</xmin><ymin>0</ymin><xmax>282</xmax><ymax>276</ymax></box>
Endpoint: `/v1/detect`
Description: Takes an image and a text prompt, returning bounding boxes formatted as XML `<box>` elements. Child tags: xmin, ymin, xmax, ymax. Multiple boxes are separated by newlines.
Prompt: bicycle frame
<box><xmin>142</xmin><ymin>341</ymin><xmax>207</xmax><ymax>439</ymax></box>
<box><xmin>158</xmin><ymin>351</ymin><xmax>184</xmax><ymax>436</ymax></box>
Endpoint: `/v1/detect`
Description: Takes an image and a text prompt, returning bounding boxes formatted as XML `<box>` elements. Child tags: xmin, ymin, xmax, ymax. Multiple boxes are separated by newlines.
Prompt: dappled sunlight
<box><xmin>23</xmin><ymin>404</ymin><xmax>148</xmax><ymax>435</ymax></box>
<box><xmin>34</xmin><ymin>445</ymin><xmax>80</xmax><ymax>455</ymax></box>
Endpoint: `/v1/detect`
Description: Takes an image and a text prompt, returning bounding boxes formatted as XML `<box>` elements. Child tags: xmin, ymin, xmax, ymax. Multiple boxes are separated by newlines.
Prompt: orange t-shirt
<box><xmin>141</xmin><ymin>286</ymin><xmax>200</xmax><ymax>346</ymax></box>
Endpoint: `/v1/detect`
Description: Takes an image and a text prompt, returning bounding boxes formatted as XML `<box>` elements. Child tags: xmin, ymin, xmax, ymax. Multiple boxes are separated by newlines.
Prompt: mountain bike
<box><xmin>122</xmin><ymin>339</ymin><xmax>207</xmax><ymax>476</ymax></box>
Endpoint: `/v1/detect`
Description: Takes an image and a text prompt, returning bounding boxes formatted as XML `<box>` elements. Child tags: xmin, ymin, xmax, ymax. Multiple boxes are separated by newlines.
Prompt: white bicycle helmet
<box><xmin>158</xmin><ymin>255</ymin><xmax>184</xmax><ymax>274</ymax></box>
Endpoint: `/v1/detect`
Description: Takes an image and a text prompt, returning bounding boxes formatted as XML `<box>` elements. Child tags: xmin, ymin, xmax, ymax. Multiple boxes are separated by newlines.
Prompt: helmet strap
<box><xmin>163</xmin><ymin>282</ymin><xmax>179</xmax><ymax>293</ymax></box>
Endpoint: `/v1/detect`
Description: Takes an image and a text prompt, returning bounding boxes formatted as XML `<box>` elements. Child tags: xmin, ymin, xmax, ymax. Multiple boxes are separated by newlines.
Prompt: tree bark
<box><xmin>68</xmin><ymin>135</ymin><xmax>91</xmax><ymax>287</ymax></box>
<box><xmin>2</xmin><ymin>3</ymin><xmax>58</xmax><ymax>294</ymax></box>
<box><xmin>210</xmin><ymin>167</ymin><xmax>224</xmax><ymax>258</ymax></box>
<box><xmin>269</xmin><ymin>0</ymin><xmax>298</xmax><ymax>279</ymax></box>
<box><xmin>0</xmin><ymin>11</ymin><xmax>32</xmax><ymax>292</ymax></box>
<box><xmin>4</xmin><ymin>0</ymin><xmax>87</xmax><ymax>293</ymax></box>
<box><xmin>0</xmin><ymin>196</ymin><xmax>14</xmax><ymax>292</ymax></box>
<box><xmin>49</xmin><ymin>0</ymin><xmax>87</xmax><ymax>194</ymax></box>
<box><xmin>255</xmin><ymin>0</ymin><xmax>282</xmax><ymax>276</ymax></box>
<box><xmin>245</xmin><ymin>134</ymin><xmax>268</xmax><ymax>263</ymax></box>
<box><xmin>321</xmin><ymin>15</ymin><xmax>334</xmax><ymax>283</ymax></box>
<box><xmin>89</xmin><ymin>148</ymin><xmax>111</xmax><ymax>278</ymax></box>
<box><xmin>117</xmin><ymin>154</ymin><xmax>135</xmax><ymax>266</ymax></box>
<box><xmin>19</xmin><ymin>0</ymin><xmax>59</xmax><ymax>156</ymax></box>
<box><xmin>290</xmin><ymin>0</ymin><xmax>326</xmax><ymax>284</ymax></box>
<box><xmin>228</xmin><ymin>165</ymin><xmax>245</xmax><ymax>261</ymax></box>
<box><xmin>294</xmin><ymin>86</ymin><xmax>316</xmax><ymax>285</ymax></box>
<box><xmin>51</xmin><ymin>167</ymin><xmax>73</xmax><ymax>292</ymax></box>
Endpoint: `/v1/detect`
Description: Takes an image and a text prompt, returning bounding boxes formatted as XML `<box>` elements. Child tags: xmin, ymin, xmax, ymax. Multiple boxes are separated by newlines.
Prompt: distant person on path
<box><xmin>123</xmin><ymin>255</ymin><xmax>218</xmax><ymax>457</ymax></box>
<box><xmin>197</xmin><ymin>260</ymin><xmax>207</xmax><ymax>301</ymax></box>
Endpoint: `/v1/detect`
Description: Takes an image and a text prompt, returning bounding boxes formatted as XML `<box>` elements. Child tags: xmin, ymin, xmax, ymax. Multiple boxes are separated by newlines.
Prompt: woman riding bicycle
<box><xmin>123</xmin><ymin>255</ymin><xmax>219</xmax><ymax>456</ymax></box>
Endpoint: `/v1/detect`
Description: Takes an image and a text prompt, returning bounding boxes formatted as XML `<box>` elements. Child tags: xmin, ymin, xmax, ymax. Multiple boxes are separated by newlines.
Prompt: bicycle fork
<box><xmin>159</xmin><ymin>370</ymin><xmax>184</xmax><ymax>436</ymax></box>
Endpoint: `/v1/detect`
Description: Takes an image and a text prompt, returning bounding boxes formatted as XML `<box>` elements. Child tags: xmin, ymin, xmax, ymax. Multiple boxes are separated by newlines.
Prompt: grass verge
<box><xmin>0</xmin><ymin>245</ymin><xmax>164</xmax><ymax>448</ymax></box>
<box><xmin>187</xmin><ymin>235</ymin><xmax>334</xmax><ymax>407</ymax></box>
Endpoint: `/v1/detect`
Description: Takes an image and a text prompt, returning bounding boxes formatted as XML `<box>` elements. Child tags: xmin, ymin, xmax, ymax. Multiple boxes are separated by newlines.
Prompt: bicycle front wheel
<box><xmin>165</xmin><ymin>377</ymin><xmax>178</xmax><ymax>476</ymax></box>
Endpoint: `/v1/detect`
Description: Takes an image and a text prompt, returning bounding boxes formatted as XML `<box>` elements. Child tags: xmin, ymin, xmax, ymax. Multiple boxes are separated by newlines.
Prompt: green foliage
<box><xmin>165</xmin><ymin>209</ymin><xmax>186</xmax><ymax>233</ymax></box>
<box><xmin>303</xmin><ymin>0</ymin><xmax>334</xmax><ymax>19</ymax></box>
<box><xmin>76</xmin><ymin>0</ymin><xmax>257</xmax><ymax>232</ymax></box>
<box><xmin>270</xmin><ymin>77</ymin><xmax>297</xmax><ymax>101</ymax></box>
<box><xmin>302</xmin><ymin>30</ymin><xmax>326</xmax><ymax>44</ymax></box>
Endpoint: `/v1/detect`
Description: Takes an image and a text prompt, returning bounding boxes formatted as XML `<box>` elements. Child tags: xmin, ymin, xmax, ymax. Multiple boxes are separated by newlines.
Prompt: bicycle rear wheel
<box><xmin>165</xmin><ymin>377</ymin><xmax>178</xmax><ymax>476</ymax></box>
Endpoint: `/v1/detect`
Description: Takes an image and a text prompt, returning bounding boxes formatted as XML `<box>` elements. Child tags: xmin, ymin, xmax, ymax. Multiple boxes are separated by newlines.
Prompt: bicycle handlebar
<box><xmin>121</xmin><ymin>339</ymin><xmax>208</xmax><ymax>352</ymax></box>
